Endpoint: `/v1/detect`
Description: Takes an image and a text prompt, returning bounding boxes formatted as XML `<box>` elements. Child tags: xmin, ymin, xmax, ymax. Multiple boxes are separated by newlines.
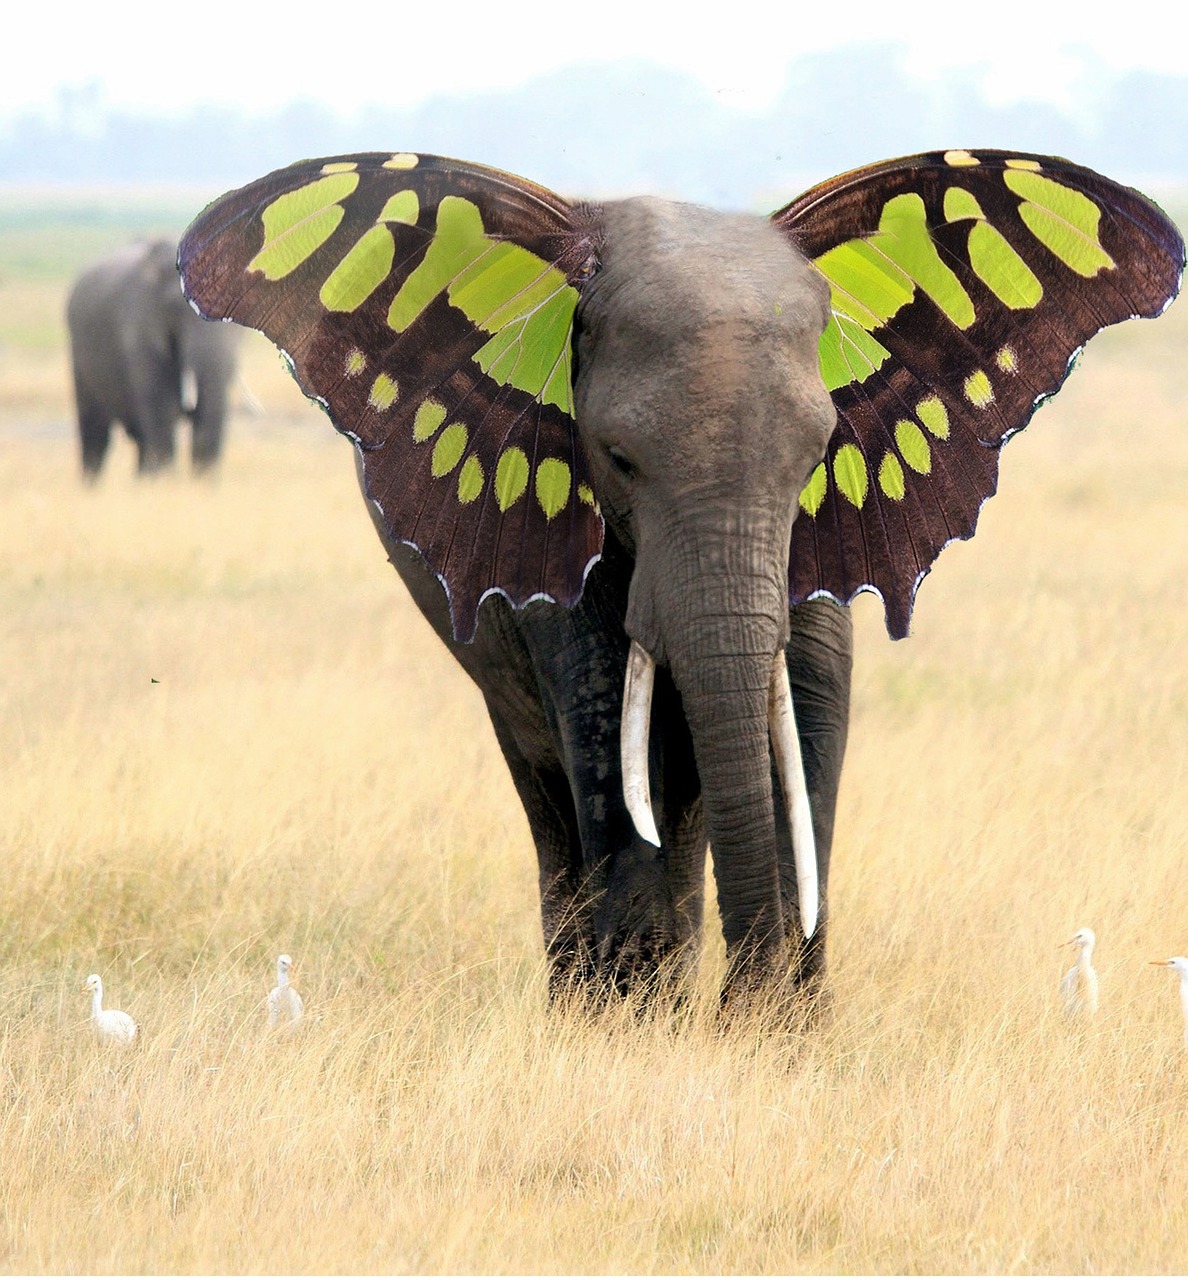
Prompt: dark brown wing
<box><xmin>771</xmin><ymin>149</ymin><xmax>1184</xmax><ymax>636</ymax></box>
<box><xmin>180</xmin><ymin>152</ymin><xmax>604</xmax><ymax>641</ymax></box>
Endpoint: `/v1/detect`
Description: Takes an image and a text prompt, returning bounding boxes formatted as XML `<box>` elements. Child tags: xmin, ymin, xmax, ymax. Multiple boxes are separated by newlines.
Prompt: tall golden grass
<box><xmin>1</xmin><ymin>275</ymin><xmax>1186</xmax><ymax>1272</ymax></box>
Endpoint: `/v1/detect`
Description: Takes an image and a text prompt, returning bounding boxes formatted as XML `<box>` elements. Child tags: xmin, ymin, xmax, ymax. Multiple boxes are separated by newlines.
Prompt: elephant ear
<box><xmin>179</xmin><ymin>153</ymin><xmax>604</xmax><ymax>641</ymax></box>
<box><xmin>771</xmin><ymin>149</ymin><xmax>1185</xmax><ymax>638</ymax></box>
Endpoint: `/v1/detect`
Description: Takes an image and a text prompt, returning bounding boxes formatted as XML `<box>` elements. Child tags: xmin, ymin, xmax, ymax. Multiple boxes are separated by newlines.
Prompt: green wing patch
<box><xmin>179</xmin><ymin>153</ymin><xmax>604</xmax><ymax>641</ymax></box>
<box><xmin>771</xmin><ymin>149</ymin><xmax>1185</xmax><ymax>637</ymax></box>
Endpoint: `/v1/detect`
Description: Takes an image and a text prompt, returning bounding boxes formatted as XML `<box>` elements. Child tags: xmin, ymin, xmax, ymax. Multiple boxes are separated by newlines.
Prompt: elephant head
<box><xmin>177</xmin><ymin>150</ymin><xmax>1183</xmax><ymax>994</ymax></box>
<box><xmin>573</xmin><ymin>197</ymin><xmax>835</xmax><ymax>971</ymax></box>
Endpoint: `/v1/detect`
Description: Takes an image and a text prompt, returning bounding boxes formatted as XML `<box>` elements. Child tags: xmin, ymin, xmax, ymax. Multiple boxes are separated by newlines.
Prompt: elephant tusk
<box><xmin>769</xmin><ymin>656</ymin><xmax>818</xmax><ymax>939</ymax></box>
<box><xmin>621</xmin><ymin>640</ymin><xmax>661</xmax><ymax>847</ymax></box>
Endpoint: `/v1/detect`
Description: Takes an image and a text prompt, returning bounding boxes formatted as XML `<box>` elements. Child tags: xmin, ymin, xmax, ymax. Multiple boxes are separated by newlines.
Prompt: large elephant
<box><xmin>178</xmin><ymin>150</ymin><xmax>1183</xmax><ymax>1011</ymax></box>
<box><xmin>66</xmin><ymin>239</ymin><xmax>240</xmax><ymax>477</ymax></box>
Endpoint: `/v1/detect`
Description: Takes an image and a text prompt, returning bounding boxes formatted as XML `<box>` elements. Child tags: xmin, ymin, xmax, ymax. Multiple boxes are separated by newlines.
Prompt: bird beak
<box><xmin>1149</xmin><ymin>960</ymin><xmax>1172</xmax><ymax>967</ymax></box>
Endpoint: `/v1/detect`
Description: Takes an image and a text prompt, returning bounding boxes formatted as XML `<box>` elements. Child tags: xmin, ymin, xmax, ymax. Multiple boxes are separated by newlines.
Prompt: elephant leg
<box><xmin>773</xmin><ymin>599</ymin><xmax>853</xmax><ymax>1005</ymax></box>
<box><xmin>129</xmin><ymin>365</ymin><xmax>180</xmax><ymax>474</ymax></box>
<box><xmin>522</xmin><ymin>582</ymin><xmax>686</xmax><ymax>998</ymax></box>
<box><xmin>648</xmin><ymin>667</ymin><xmax>707</xmax><ymax>966</ymax></box>
<box><xmin>190</xmin><ymin>383</ymin><xmax>228</xmax><ymax>473</ymax></box>
<box><xmin>77</xmin><ymin>398</ymin><xmax>112</xmax><ymax>481</ymax></box>
<box><xmin>130</xmin><ymin>413</ymin><xmax>176</xmax><ymax>474</ymax></box>
<box><xmin>553</xmin><ymin>653</ymin><xmax>686</xmax><ymax>997</ymax></box>
<box><xmin>377</xmin><ymin>533</ymin><xmax>596</xmax><ymax>993</ymax></box>
<box><xmin>190</xmin><ymin>416</ymin><xmax>223</xmax><ymax>472</ymax></box>
<box><xmin>487</xmin><ymin>717</ymin><xmax>595</xmax><ymax>993</ymax></box>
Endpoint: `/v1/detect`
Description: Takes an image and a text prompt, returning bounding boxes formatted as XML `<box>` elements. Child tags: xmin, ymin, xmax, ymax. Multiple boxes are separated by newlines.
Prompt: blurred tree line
<box><xmin>2</xmin><ymin>44</ymin><xmax>1185</xmax><ymax>205</ymax></box>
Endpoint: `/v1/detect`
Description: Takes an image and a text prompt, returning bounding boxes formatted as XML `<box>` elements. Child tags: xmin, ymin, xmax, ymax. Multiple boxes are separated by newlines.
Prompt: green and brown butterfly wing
<box><xmin>771</xmin><ymin>149</ymin><xmax>1185</xmax><ymax>637</ymax></box>
<box><xmin>180</xmin><ymin>152</ymin><xmax>604</xmax><ymax>641</ymax></box>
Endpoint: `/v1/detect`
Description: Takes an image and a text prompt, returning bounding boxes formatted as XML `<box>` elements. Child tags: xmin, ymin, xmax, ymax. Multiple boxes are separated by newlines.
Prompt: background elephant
<box><xmin>66</xmin><ymin>239</ymin><xmax>239</xmax><ymax>477</ymax></box>
<box><xmin>178</xmin><ymin>151</ymin><xmax>1183</xmax><ymax>1013</ymax></box>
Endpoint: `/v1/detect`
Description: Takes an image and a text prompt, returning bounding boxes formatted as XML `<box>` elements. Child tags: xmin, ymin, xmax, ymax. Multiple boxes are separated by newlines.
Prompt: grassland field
<box><xmin>0</xmin><ymin>192</ymin><xmax>1187</xmax><ymax>1273</ymax></box>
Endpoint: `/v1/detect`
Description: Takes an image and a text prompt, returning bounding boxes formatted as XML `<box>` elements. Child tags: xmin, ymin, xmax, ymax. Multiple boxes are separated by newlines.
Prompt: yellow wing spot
<box><xmin>1005</xmin><ymin>157</ymin><xmax>1042</xmax><ymax>171</ymax></box>
<box><xmin>535</xmin><ymin>458</ymin><xmax>572</xmax><ymax>520</ymax></box>
<box><xmin>344</xmin><ymin>349</ymin><xmax>366</xmax><ymax>377</ymax></box>
<box><xmin>577</xmin><ymin>483</ymin><xmax>597</xmax><ymax>507</ymax></box>
<box><xmin>799</xmin><ymin>462</ymin><xmax>827</xmax><ymax>516</ymax></box>
<box><xmin>996</xmin><ymin>345</ymin><xmax>1019</xmax><ymax>373</ymax></box>
<box><xmin>457</xmin><ymin>456</ymin><xmax>484</xmax><ymax>504</ymax></box>
<box><xmin>916</xmin><ymin>395</ymin><xmax>950</xmax><ymax>439</ymax></box>
<box><xmin>368</xmin><ymin>373</ymin><xmax>399</xmax><ymax>411</ymax></box>
<box><xmin>377</xmin><ymin>190</ymin><xmax>420</xmax><ymax>226</ymax></box>
<box><xmin>431</xmin><ymin>423</ymin><xmax>468</xmax><ymax>478</ymax></box>
<box><xmin>943</xmin><ymin>187</ymin><xmax>985</xmax><ymax>222</ymax></box>
<box><xmin>944</xmin><ymin>150</ymin><xmax>980</xmax><ymax>167</ymax></box>
<box><xmin>321</xmin><ymin>161</ymin><xmax>358</xmax><ymax>173</ymax></box>
<box><xmin>383</xmin><ymin>153</ymin><xmax>419</xmax><ymax>169</ymax></box>
<box><xmin>247</xmin><ymin>173</ymin><xmax>358</xmax><ymax>281</ymax></box>
<box><xmin>413</xmin><ymin>399</ymin><xmax>447</xmax><ymax>443</ymax></box>
<box><xmin>894</xmin><ymin>419</ymin><xmax>932</xmax><ymax>474</ymax></box>
<box><xmin>495</xmin><ymin>447</ymin><xmax>530</xmax><ymax>511</ymax></box>
<box><xmin>964</xmin><ymin>369</ymin><xmax>994</xmax><ymax>408</ymax></box>
<box><xmin>833</xmin><ymin>443</ymin><xmax>869</xmax><ymax>509</ymax></box>
<box><xmin>879</xmin><ymin>452</ymin><xmax>906</xmax><ymax>501</ymax></box>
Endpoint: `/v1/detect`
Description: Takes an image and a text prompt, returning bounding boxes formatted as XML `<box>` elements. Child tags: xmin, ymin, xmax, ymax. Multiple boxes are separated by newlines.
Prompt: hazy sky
<box><xmin>7</xmin><ymin>1</ymin><xmax>1187</xmax><ymax>118</ymax></box>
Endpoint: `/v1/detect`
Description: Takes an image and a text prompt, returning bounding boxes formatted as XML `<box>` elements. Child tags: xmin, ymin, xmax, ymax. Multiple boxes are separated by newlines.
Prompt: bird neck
<box><xmin>277</xmin><ymin>971</ymin><xmax>289</xmax><ymax>988</ymax></box>
<box><xmin>91</xmin><ymin>988</ymin><xmax>104</xmax><ymax>1018</ymax></box>
<box><xmin>1078</xmin><ymin>946</ymin><xmax>1094</xmax><ymax>972</ymax></box>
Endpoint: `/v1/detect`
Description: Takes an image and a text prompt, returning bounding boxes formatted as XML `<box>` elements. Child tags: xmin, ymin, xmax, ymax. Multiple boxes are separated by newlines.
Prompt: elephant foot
<box><xmin>718</xmin><ymin>934</ymin><xmax>833</xmax><ymax>1033</ymax></box>
<box><xmin>593</xmin><ymin>845</ymin><xmax>684</xmax><ymax>1000</ymax></box>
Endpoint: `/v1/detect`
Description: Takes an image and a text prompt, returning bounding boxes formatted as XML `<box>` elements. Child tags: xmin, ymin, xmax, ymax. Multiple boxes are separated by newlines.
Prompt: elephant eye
<box><xmin>607</xmin><ymin>445</ymin><xmax>637</xmax><ymax>480</ymax></box>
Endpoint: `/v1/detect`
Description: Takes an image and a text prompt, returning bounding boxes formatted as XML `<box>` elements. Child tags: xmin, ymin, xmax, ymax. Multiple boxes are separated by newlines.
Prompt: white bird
<box><xmin>1059</xmin><ymin>927</ymin><xmax>1099</xmax><ymax>1018</ymax></box>
<box><xmin>1149</xmin><ymin>957</ymin><xmax>1188</xmax><ymax>1049</ymax></box>
<box><xmin>268</xmin><ymin>953</ymin><xmax>304</xmax><ymax>1030</ymax></box>
<box><xmin>84</xmin><ymin>973</ymin><xmax>137</xmax><ymax>1046</ymax></box>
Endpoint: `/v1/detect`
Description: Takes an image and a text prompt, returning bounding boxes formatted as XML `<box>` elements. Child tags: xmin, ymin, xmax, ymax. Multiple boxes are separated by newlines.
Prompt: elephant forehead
<box><xmin>597</xmin><ymin>197</ymin><xmax>824</xmax><ymax>329</ymax></box>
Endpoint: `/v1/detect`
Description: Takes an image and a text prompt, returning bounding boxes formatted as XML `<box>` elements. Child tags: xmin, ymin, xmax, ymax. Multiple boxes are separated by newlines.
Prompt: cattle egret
<box><xmin>1060</xmin><ymin>927</ymin><xmax>1099</xmax><ymax>1018</ymax></box>
<box><xmin>84</xmin><ymin>974</ymin><xmax>137</xmax><ymax>1046</ymax></box>
<box><xmin>268</xmin><ymin>953</ymin><xmax>304</xmax><ymax>1029</ymax></box>
<box><xmin>1149</xmin><ymin>957</ymin><xmax>1188</xmax><ymax>1049</ymax></box>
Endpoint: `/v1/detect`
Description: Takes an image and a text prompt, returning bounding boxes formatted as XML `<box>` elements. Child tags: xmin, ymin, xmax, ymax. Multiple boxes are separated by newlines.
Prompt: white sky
<box><xmin>6</xmin><ymin>0</ymin><xmax>1186</xmax><ymax>118</ymax></box>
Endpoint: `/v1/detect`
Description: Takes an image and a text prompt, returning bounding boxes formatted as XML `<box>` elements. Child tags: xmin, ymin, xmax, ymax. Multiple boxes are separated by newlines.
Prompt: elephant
<box><xmin>66</xmin><ymin>239</ymin><xmax>240</xmax><ymax>478</ymax></box>
<box><xmin>177</xmin><ymin>150</ymin><xmax>1184</xmax><ymax>1014</ymax></box>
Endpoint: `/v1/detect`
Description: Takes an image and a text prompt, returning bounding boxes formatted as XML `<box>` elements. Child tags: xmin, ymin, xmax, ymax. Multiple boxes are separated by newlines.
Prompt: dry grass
<box><xmin>1</xmin><ymin>260</ymin><xmax>1187</xmax><ymax>1272</ymax></box>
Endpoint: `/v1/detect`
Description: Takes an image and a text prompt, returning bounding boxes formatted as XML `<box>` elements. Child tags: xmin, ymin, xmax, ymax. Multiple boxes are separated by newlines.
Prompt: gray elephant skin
<box><xmin>178</xmin><ymin>152</ymin><xmax>1183</xmax><ymax>1018</ymax></box>
<box><xmin>67</xmin><ymin>239</ymin><xmax>239</xmax><ymax>477</ymax></box>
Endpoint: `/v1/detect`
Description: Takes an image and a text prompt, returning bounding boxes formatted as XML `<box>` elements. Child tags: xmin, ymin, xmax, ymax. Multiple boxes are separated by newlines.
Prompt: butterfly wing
<box><xmin>180</xmin><ymin>153</ymin><xmax>604</xmax><ymax>641</ymax></box>
<box><xmin>771</xmin><ymin>149</ymin><xmax>1185</xmax><ymax>637</ymax></box>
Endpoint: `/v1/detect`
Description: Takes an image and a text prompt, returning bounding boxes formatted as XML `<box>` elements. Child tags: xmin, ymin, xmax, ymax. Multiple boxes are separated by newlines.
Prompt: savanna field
<box><xmin>1</xmin><ymin>190</ymin><xmax>1187</xmax><ymax>1274</ymax></box>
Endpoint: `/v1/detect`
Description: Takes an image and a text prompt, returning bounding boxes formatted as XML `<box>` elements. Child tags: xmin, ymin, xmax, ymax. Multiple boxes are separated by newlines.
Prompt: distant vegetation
<box><xmin>4</xmin><ymin>44</ymin><xmax>1187</xmax><ymax>204</ymax></box>
<box><xmin>0</xmin><ymin>197</ymin><xmax>207</xmax><ymax>282</ymax></box>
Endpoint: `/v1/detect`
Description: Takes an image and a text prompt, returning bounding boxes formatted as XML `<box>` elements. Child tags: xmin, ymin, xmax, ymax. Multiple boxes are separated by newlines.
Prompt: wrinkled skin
<box><xmin>366</xmin><ymin>198</ymin><xmax>854</xmax><ymax>1012</ymax></box>
<box><xmin>67</xmin><ymin>240</ymin><xmax>239</xmax><ymax>477</ymax></box>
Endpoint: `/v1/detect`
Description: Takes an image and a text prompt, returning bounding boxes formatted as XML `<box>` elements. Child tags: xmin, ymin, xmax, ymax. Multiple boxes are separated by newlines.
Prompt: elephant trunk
<box><xmin>621</xmin><ymin>639</ymin><xmax>816</xmax><ymax>939</ymax></box>
<box><xmin>181</xmin><ymin>325</ymin><xmax>237</xmax><ymax>471</ymax></box>
<box><xmin>674</xmin><ymin>626</ymin><xmax>786</xmax><ymax>975</ymax></box>
<box><xmin>621</xmin><ymin>542</ymin><xmax>817</xmax><ymax>981</ymax></box>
